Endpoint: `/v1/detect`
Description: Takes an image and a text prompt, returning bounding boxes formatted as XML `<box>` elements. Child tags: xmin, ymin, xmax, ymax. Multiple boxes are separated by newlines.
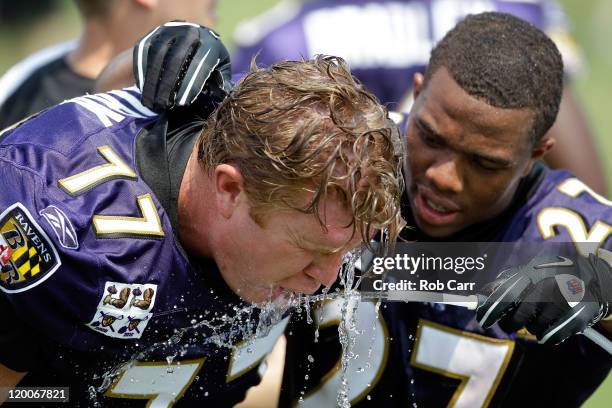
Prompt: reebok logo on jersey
<box><xmin>0</xmin><ymin>203</ymin><xmax>61</xmax><ymax>293</ymax></box>
<box><xmin>40</xmin><ymin>205</ymin><xmax>79</xmax><ymax>250</ymax></box>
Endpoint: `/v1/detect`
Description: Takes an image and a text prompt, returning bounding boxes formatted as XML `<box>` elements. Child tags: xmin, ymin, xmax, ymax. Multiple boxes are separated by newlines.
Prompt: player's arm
<box><xmin>0</xmin><ymin>295</ymin><xmax>32</xmax><ymax>403</ymax></box>
<box><xmin>96</xmin><ymin>21</ymin><xmax>231</xmax><ymax>112</ymax></box>
<box><xmin>0</xmin><ymin>364</ymin><xmax>26</xmax><ymax>403</ymax></box>
<box><xmin>544</xmin><ymin>87</ymin><xmax>607</xmax><ymax>196</ymax></box>
<box><xmin>477</xmin><ymin>249</ymin><xmax>612</xmax><ymax>344</ymax></box>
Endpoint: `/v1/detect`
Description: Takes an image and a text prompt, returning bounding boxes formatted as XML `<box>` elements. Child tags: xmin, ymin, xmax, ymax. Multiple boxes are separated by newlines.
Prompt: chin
<box><xmin>235</xmin><ymin>287</ymin><xmax>281</xmax><ymax>304</ymax></box>
<box><xmin>416</xmin><ymin>218</ymin><xmax>461</xmax><ymax>238</ymax></box>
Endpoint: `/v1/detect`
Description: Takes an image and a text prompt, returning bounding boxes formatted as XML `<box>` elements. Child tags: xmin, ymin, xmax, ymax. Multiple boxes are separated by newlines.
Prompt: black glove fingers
<box><xmin>498</xmin><ymin>300</ymin><xmax>537</xmax><ymax>334</ymax></box>
<box><xmin>133</xmin><ymin>27</ymin><xmax>160</xmax><ymax>90</ymax></box>
<box><xmin>477</xmin><ymin>272</ymin><xmax>530</xmax><ymax>328</ymax></box>
<box><xmin>538</xmin><ymin>301</ymin><xmax>599</xmax><ymax>344</ymax></box>
<box><xmin>176</xmin><ymin>43</ymin><xmax>218</xmax><ymax>106</ymax></box>
<box><xmin>154</xmin><ymin>32</ymin><xmax>201</xmax><ymax>110</ymax></box>
<box><xmin>141</xmin><ymin>35</ymin><xmax>173</xmax><ymax>110</ymax></box>
<box><xmin>133</xmin><ymin>22</ymin><xmax>232</xmax><ymax>111</ymax></box>
<box><xmin>524</xmin><ymin>302</ymin><xmax>565</xmax><ymax>338</ymax></box>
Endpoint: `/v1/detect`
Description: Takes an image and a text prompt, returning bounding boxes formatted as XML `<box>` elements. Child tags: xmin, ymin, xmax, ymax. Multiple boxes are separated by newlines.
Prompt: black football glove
<box><xmin>476</xmin><ymin>249</ymin><xmax>612</xmax><ymax>344</ymax></box>
<box><xmin>133</xmin><ymin>21</ymin><xmax>232</xmax><ymax>112</ymax></box>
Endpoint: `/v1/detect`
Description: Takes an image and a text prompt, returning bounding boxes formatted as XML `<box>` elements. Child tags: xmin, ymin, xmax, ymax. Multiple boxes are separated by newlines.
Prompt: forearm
<box><xmin>0</xmin><ymin>363</ymin><xmax>26</xmax><ymax>403</ymax></box>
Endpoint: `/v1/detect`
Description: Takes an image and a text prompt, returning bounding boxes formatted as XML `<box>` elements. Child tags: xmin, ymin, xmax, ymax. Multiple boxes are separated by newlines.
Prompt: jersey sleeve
<box><xmin>0</xmin><ymin>292</ymin><xmax>42</xmax><ymax>372</ymax></box>
<box><xmin>0</xmin><ymin>158</ymin><xmax>48</xmax><ymax>372</ymax></box>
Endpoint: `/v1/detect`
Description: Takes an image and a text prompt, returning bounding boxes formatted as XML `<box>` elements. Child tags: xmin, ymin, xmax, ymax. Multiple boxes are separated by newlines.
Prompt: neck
<box><xmin>177</xmin><ymin>150</ymin><xmax>216</xmax><ymax>258</ymax></box>
<box><xmin>66</xmin><ymin>7</ymin><xmax>154</xmax><ymax>79</ymax></box>
<box><xmin>65</xmin><ymin>18</ymin><xmax>121</xmax><ymax>79</ymax></box>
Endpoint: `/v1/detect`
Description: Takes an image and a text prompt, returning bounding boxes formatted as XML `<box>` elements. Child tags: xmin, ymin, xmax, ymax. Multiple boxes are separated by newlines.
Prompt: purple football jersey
<box><xmin>0</xmin><ymin>88</ymin><xmax>288</xmax><ymax>406</ymax></box>
<box><xmin>233</xmin><ymin>0</ymin><xmax>581</xmax><ymax>111</ymax></box>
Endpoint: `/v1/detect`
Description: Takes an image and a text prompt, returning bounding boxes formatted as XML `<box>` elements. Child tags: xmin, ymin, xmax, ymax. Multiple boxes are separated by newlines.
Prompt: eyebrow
<box><xmin>289</xmin><ymin>229</ymin><xmax>355</xmax><ymax>256</ymax></box>
<box><xmin>416</xmin><ymin>117</ymin><xmax>514</xmax><ymax>167</ymax></box>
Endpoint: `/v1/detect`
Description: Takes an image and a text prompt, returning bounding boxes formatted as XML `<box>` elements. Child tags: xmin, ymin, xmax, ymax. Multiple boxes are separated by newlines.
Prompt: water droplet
<box><xmin>367</xmin><ymin>395</ymin><xmax>371</xmax><ymax>401</ymax></box>
<box><xmin>190</xmin><ymin>319</ymin><xmax>197</xmax><ymax>325</ymax></box>
<box><xmin>304</xmin><ymin>374</ymin><xmax>309</xmax><ymax>380</ymax></box>
<box><xmin>307</xmin><ymin>355</ymin><xmax>315</xmax><ymax>363</ymax></box>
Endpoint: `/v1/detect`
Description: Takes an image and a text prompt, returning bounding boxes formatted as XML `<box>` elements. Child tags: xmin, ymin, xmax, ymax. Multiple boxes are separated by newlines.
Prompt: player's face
<box><xmin>405</xmin><ymin>67</ymin><xmax>547</xmax><ymax>238</ymax></box>
<box><xmin>219</xmin><ymin>194</ymin><xmax>364</xmax><ymax>303</ymax></box>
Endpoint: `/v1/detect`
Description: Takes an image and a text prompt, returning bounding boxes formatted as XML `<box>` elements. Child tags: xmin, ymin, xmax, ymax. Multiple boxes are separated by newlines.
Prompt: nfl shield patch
<box><xmin>0</xmin><ymin>203</ymin><xmax>62</xmax><ymax>293</ymax></box>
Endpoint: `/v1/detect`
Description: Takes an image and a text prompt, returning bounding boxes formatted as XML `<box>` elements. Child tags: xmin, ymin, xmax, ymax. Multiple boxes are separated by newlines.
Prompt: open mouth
<box><xmin>414</xmin><ymin>187</ymin><xmax>460</xmax><ymax>226</ymax></box>
<box><xmin>425</xmin><ymin>197</ymin><xmax>453</xmax><ymax>213</ymax></box>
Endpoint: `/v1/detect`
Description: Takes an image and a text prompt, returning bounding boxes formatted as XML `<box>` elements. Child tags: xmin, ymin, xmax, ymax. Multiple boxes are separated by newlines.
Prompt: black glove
<box><xmin>476</xmin><ymin>249</ymin><xmax>612</xmax><ymax>344</ymax></box>
<box><xmin>133</xmin><ymin>21</ymin><xmax>232</xmax><ymax>112</ymax></box>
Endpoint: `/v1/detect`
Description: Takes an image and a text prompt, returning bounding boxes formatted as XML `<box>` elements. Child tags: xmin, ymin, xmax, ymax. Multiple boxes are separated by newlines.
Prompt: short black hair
<box><xmin>424</xmin><ymin>12</ymin><xmax>564</xmax><ymax>143</ymax></box>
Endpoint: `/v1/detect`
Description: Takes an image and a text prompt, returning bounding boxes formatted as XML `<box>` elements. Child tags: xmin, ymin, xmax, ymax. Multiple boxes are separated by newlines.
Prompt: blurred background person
<box><xmin>0</xmin><ymin>0</ymin><xmax>218</xmax><ymax>129</ymax></box>
<box><xmin>232</xmin><ymin>0</ymin><xmax>608</xmax><ymax>195</ymax></box>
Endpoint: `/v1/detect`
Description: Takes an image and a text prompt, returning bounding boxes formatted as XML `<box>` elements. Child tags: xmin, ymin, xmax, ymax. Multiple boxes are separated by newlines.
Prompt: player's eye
<box><xmin>472</xmin><ymin>157</ymin><xmax>503</xmax><ymax>172</ymax></box>
<box><xmin>419</xmin><ymin>129</ymin><xmax>442</xmax><ymax>148</ymax></box>
<box><xmin>415</xmin><ymin>120</ymin><xmax>444</xmax><ymax>148</ymax></box>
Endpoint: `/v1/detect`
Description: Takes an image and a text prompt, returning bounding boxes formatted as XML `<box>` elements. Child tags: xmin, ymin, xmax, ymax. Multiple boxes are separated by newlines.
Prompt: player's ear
<box><xmin>523</xmin><ymin>136</ymin><xmax>555</xmax><ymax>176</ymax></box>
<box><xmin>413</xmin><ymin>72</ymin><xmax>424</xmax><ymax>100</ymax></box>
<box><xmin>214</xmin><ymin>164</ymin><xmax>245</xmax><ymax>218</ymax></box>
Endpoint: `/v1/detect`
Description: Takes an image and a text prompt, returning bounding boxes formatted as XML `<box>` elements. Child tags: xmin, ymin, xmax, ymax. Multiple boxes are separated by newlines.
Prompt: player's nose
<box><xmin>306</xmin><ymin>253</ymin><xmax>344</xmax><ymax>288</ymax></box>
<box><xmin>426</xmin><ymin>156</ymin><xmax>463</xmax><ymax>194</ymax></box>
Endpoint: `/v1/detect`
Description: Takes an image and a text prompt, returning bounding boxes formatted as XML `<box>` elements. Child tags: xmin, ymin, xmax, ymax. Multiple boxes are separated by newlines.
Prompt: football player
<box><xmin>232</xmin><ymin>0</ymin><xmax>607</xmax><ymax>196</ymax></box>
<box><xmin>277</xmin><ymin>12</ymin><xmax>612</xmax><ymax>407</ymax></box>
<box><xmin>0</xmin><ymin>41</ymin><xmax>404</xmax><ymax>406</ymax></box>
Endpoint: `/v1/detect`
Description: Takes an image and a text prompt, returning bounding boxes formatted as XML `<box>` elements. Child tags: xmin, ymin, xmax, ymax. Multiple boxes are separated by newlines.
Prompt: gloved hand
<box><xmin>476</xmin><ymin>249</ymin><xmax>612</xmax><ymax>344</ymax></box>
<box><xmin>133</xmin><ymin>21</ymin><xmax>232</xmax><ymax>112</ymax></box>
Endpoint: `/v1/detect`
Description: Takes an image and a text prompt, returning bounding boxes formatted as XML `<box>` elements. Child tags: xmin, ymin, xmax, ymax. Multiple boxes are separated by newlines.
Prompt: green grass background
<box><xmin>0</xmin><ymin>0</ymin><xmax>610</xmax><ymax>406</ymax></box>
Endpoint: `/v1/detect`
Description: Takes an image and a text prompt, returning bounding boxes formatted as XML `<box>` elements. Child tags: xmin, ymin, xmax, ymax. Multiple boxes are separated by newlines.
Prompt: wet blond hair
<box><xmin>197</xmin><ymin>55</ymin><xmax>404</xmax><ymax>247</ymax></box>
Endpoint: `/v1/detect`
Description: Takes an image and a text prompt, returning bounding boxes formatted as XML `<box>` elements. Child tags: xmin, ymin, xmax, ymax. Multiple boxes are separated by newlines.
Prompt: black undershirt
<box><xmin>0</xmin><ymin>55</ymin><xmax>94</xmax><ymax>130</ymax></box>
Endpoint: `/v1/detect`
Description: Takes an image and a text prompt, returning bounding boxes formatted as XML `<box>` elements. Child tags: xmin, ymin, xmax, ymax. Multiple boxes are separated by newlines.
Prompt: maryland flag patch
<box><xmin>0</xmin><ymin>203</ymin><xmax>61</xmax><ymax>293</ymax></box>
